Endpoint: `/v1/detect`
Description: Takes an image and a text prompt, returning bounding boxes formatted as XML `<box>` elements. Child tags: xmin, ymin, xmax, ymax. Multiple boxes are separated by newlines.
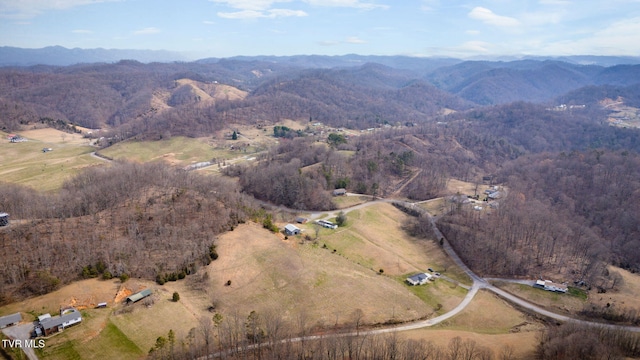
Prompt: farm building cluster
<box><xmin>7</xmin><ymin>134</ymin><xmax>26</xmax><ymax>143</ymax></box>
<box><xmin>34</xmin><ymin>308</ymin><xmax>82</xmax><ymax>337</ymax></box>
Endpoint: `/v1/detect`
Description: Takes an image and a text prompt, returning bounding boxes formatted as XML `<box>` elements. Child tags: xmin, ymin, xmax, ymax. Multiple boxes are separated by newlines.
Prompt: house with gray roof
<box><xmin>37</xmin><ymin>308</ymin><xmax>82</xmax><ymax>336</ymax></box>
<box><xmin>406</xmin><ymin>273</ymin><xmax>433</xmax><ymax>286</ymax></box>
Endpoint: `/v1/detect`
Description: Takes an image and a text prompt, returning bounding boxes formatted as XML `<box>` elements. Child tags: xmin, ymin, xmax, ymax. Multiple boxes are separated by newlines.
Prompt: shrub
<box><xmin>336</xmin><ymin>211</ymin><xmax>347</xmax><ymax>226</ymax></box>
<box><xmin>172</xmin><ymin>292</ymin><xmax>180</xmax><ymax>302</ymax></box>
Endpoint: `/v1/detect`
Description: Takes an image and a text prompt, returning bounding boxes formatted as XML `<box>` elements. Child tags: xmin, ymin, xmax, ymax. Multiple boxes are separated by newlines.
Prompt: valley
<box><xmin>2</xmin><ymin>55</ymin><xmax>640</xmax><ymax>359</ymax></box>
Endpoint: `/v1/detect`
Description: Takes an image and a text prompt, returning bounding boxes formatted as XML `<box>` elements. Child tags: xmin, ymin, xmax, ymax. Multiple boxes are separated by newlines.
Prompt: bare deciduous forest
<box><xmin>0</xmin><ymin>162</ymin><xmax>255</xmax><ymax>303</ymax></box>
<box><xmin>2</xmin><ymin>56</ymin><xmax>640</xmax><ymax>358</ymax></box>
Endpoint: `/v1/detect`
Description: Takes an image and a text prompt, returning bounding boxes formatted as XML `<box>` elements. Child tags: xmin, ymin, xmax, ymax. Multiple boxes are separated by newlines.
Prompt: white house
<box><xmin>37</xmin><ymin>308</ymin><xmax>82</xmax><ymax>336</ymax></box>
<box><xmin>534</xmin><ymin>279</ymin><xmax>568</xmax><ymax>293</ymax></box>
<box><xmin>406</xmin><ymin>273</ymin><xmax>433</xmax><ymax>286</ymax></box>
<box><xmin>315</xmin><ymin>220</ymin><xmax>337</xmax><ymax>229</ymax></box>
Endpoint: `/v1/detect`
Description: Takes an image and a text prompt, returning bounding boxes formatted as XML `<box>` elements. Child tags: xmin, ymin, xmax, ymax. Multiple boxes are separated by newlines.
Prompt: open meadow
<box><xmin>0</xmin><ymin>129</ymin><xmax>104</xmax><ymax>191</ymax></box>
<box><xmin>399</xmin><ymin>289</ymin><xmax>545</xmax><ymax>359</ymax></box>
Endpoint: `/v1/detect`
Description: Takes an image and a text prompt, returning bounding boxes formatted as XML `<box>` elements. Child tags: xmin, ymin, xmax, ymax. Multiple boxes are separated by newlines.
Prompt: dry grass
<box><xmin>0</xmin><ymin>129</ymin><xmax>103</xmax><ymax>191</ymax></box>
<box><xmin>588</xmin><ymin>266</ymin><xmax>640</xmax><ymax>314</ymax></box>
<box><xmin>493</xmin><ymin>282</ymin><xmax>587</xmax><ymax>314</ymax></box>
<box><xmin>203</xmin><ymin>221</ymin><xmax>431</xmax><ymax>327</ymax></box>
<box><xmin>98</xmin><ymin>136</ymin><xmax>236</xmax><ymax>165</ymax></box>
<box><xmin>309</xmin><ymin>203</ymin><xmax>471</xmax><ymax>285</ymax></box>
<box><xmin>109</xmin><ymin>286</ymin><xmax>200</xmax><ymax>352</ymax></box>
<box><xmin>436</xmin><ymin>290</ymin><xmax>543</xmax><ymax>334</ymax></box>
<box><xmin>401</xmin><ymin>329</ymin><xmax>539</xmax><ymax>359</ymax></box>
<box><xmin>402</xmin><ymin>289</ymin><xmax>543</xmax><ymax>358</ymax></box>
<box><xmin>418</xmin><ymin>198</ymin><xmax>447</xmax><ymax>216</ymax></box>
<box><xmin>0</xmin><ymin>278</ymin><xmax>120</xmax><ymax>321</ymax></box>
<box><xmin>446</xmin><ymin>178</ymin><xmax>490</xmax><ymax>196</ymax></box>
<box><xmin>332</xmin><ymin>195</ymin><xmax>371</xmax><ymax>209</ymax></box>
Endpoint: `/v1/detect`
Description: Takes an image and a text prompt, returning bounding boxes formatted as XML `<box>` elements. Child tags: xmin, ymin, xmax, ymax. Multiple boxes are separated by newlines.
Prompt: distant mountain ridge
<box><xmin>0</xmin><ymin>46</ymin><xmax>187</xmax><ymax>66</ymax></box>
<box><xmin>2</xmin><ymin>46</ymin><xmax>640</xmax><ymax>68</ymax></box>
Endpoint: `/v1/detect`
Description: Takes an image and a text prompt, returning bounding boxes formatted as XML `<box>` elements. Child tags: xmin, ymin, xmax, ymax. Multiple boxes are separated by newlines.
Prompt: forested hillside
<box><xmin>2</xmin><ymin>56</ymin><xmax>640</xmax><ymax>304</ymax></box>
<box><xmin>0</xmin><ymin>162</ymin><xmax>256</xmax><ymax>303</ymax></box>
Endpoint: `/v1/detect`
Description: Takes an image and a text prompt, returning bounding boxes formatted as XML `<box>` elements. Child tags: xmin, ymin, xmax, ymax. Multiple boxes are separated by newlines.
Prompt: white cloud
<box><xmin>468</xmin><ymin>7</ymin><xmax>520</xmax><ymax>27</ymax></box>
<box><xmin>542</xmin><ymin>16</ymin><xmax>640</xmax><ymax>55</ymax></box>
<box><xmin>217</xmin><ymin>8</ymin><xmax>307</xmax><ymax>18</ymax></box>
<box><xmin>466</xmin><ymin>29</ymin><xmax>480</xmax><ymax>35</ymax></box>
<box><xmin>134</xmin><ymin>27</ymin><xmax>161</xmax><ymax>35</ymax></box>
<box><xmin>0</xmin><ymin>0</ymin><xmax>121</xmax><ymax>18</ymax></box>
<box><xmin>203</xmin><ymin>20</ymin><xmax>216</xmax><ymax>25</ymax></box>
<box><xmin>420</xmin><ymin>0</ymin><xmax>439</xmax><ymax>12</ymax></box>
<box><xmin>208</xmin><ymin>0</ymin><xmax>293</xmax><ymax>11</ymax></box>
<box><xmin>303</xmin><ymin>0</ymin><xmax>388</xmax><ymax>10</ymax></box>
<box><xmin>318</xmin><ymin>40</ymin><xmax>340</xmax><ymax>46</ymax></box>
<box><xmin>346</xmin><ymin>36</ymin><xmax>366</xmax><ymax>44</ymax></box>
<box><xmin>72</xmin><ymin>29</ymin><xmax>93</xmax><ymax>34</ymax></box>
<box><xmin>538</xmin><ymin>0</ymin><xmax>571</xmax><ymax>5</ymax></box>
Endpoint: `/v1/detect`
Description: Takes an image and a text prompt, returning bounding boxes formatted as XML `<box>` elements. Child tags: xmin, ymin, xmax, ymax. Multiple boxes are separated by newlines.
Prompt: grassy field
<box><xmin>418</xmin><ymin>198</ymin><xmax>447</xmax><ymax>216</ymax></box>
<box><xmin>97</xmin><ymin>136</ymin><xmax>238</xmax><ymax>165</ymax></box>
<box><xmin>401</xmin><ymin>289</ymin><xmax>544</xmax><ymax>358</ymax></box>
<box><xmin>492</xmin><ymin>282</ymin><xmax>588</xmax><ymax>314</ymax></box>
<box><xmin>332</xmin><ymin>195</ymin><xmax>372</xmax><ymax>209</ymax></box>
<box><xmin>0</xmin><ymin>129</ymin><xmax>103</xmax><ymax>191</ymax></box>
<box><xmin>202</xmin><ymin>221</ymin><xmax>432</xmax><ymax>327</ymax></box>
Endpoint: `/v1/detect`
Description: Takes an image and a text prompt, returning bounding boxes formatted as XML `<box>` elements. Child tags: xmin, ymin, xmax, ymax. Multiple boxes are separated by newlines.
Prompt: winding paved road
<box><xmin>265</xmin><ymin>196</ymin><xmax>640</xmax><ymax>333</ymax></box>
<box><xmin>199</xmin><ymin>194</ymin><xmax>640</xmax><ymax>358</ymax></box>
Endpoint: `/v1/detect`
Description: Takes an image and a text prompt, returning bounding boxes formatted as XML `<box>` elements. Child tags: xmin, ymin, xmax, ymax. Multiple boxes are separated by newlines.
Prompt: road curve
<box><xmin>201</xmin><ymin>195</ymin><xmax>640</xmax><ymax>358</ymax></box>
<box><xmin>266</xmin><ymin>196</ymin><xmax>640</xmax><ymax>332</ymax></box>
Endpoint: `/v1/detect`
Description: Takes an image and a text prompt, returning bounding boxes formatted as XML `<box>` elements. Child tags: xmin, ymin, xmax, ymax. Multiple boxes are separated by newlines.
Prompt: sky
<box><xmin>1</xmin><ymin>0</ymin><xmax>640</xmax><ymax>59</ymax></box>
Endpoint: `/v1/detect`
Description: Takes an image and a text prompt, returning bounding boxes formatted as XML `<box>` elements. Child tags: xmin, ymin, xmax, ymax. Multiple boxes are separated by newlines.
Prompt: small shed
<box><xmin>295</xmin><ymin>217</ymin><xmax>308</xmax><ymax>224</ymax></box>
<box><xmin>333</xmin><ymin>188</ymin><xmax>347</xmax><ymax>196</ymax></box>
<box><xmin>0</xmin><ymin>312</ymin><xmax>21</xmax><ymax>329</ymax></box>
<box><xmin>0</xmin><ymin>212</ymin><xmax>8</xmax><ymax>227</ymax></box>
<box><xmin>126</xmin><ymin>289</ymin><xmax>153</xmax><ymax>304</ymax></box>
<box><xmin>96</xmin><ymin>302</ymin><xmax>108</xmax><ymax>308</ymax></box>
<box><xmin>284</xmin><ymin>224</ymin><xmax>301</xmax><ymax>236</ymax></box>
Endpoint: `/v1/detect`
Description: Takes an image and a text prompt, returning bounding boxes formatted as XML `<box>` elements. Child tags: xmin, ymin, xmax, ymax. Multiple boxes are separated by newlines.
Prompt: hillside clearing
<box><xmin>0</xmin><ymin>129</ymin><xmax>103</xmax><ymax>191</ymax></box>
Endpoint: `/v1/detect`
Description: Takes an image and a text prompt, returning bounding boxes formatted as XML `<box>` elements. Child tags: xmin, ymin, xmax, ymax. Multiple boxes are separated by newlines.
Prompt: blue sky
<box><xmin>1</xmin><ymin>0</ymin><xmax>640</xmax><ymax>59</ymax></box>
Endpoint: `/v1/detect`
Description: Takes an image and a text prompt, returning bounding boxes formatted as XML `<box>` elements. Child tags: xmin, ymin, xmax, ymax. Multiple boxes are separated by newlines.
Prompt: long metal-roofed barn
<box><xmin>125</xmin><ymin>289</ymin><xmax>152</xmax><ymax>304</ymax></box>
<box><xmin>0</xmin><ymin>312</ymin><xmax>21</xmax><ymax>328</ymax></box>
